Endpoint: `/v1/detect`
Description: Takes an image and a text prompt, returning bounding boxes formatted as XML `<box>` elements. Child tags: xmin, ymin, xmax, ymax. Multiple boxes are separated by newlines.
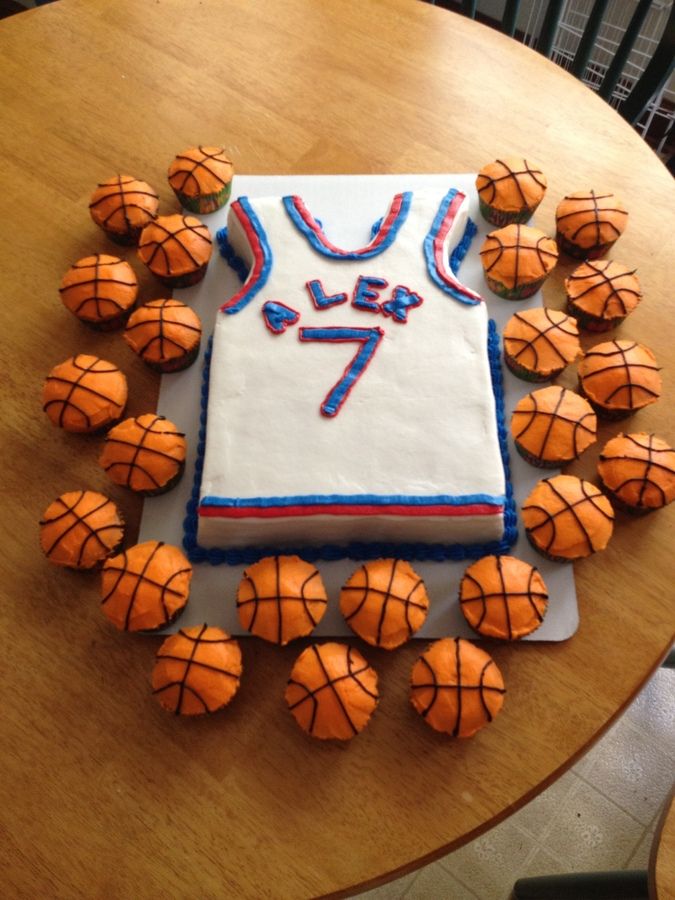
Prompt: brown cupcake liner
<box><xmin>515</xmin><ymin>441</ymin><xmax>572</xmax><ymax>469</ymax></box>
<box><xmin>142</xmin><ymin>340</ymin><xmax>201</xmax><ymax>374</ymax></box>
<box><xmin>504</xmin><ymin>352</ymin><xmax>560</xmax><ymax>382</ymax></box>
<box><xmin>152</xmin><ymin>264</ymin><xmax>209</xmax><ymax>289</ymax></box>
<box><xmin>478</xmin><ymin>197</ymin><xmax>536</xmax><ymax>228</ymax></box>
<box><xmin>556</xmin><ymin>231</ymin><xmax>617</xmax><ymax>260</ymax></box>
<box><xmin>566</xmin><ymin>304</ymin><xmax>626</xmax><ymax>333</ymax></box>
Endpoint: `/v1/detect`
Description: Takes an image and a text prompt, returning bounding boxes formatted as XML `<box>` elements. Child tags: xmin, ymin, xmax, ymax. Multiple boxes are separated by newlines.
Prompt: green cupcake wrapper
<box><xmin>176</xmin><ymin>182</ymin><xmax>232</xmax><ymax>215</ymax></box>
<box><xmin>485</xmin><ymin>274</ymin><xmax>546</xmax><ymax>300</ymax></box>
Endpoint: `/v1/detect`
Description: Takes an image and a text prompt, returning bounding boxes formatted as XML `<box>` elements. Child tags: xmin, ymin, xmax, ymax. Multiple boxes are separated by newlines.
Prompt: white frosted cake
<box><xmin>195</xmin><ymin>186</ymin><xmax>514</xmax><ymax>558</ymax></box>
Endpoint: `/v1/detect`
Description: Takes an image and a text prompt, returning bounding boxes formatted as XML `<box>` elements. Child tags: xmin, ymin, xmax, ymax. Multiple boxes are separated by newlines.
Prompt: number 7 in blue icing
<box><xmin>298</xmin><ymin>326</ymin><xmax>384</xmax><ymax>417</ymax></box>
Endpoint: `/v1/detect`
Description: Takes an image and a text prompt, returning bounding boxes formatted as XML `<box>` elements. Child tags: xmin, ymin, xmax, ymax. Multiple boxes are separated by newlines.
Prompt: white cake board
<box><xmin>139</xmin><ymin>174</ymin><xmax>578</xmax><ymax>642</ymax></box>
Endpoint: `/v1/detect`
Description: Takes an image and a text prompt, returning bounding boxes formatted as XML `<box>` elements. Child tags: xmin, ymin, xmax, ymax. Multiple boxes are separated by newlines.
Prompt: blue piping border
<box><xmin>182</xmin><ymin>319</ymin><xmax>517</xmax><ymax>566</ymax></box>
<box><xmin>282</xmin><ymin>192</ymin><xmax>413</xmax><ymax>260</ymax></box>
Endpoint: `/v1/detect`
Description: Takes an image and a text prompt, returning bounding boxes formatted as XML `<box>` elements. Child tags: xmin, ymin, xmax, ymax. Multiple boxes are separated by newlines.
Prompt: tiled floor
<box><xmin>359</xmin><ymin>665</ymin><xmax>674</xmax><ymax>900</ymax></box>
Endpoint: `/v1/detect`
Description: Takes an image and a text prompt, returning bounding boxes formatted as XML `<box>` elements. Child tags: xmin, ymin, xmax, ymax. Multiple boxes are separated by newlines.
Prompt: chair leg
<box><xmin>513</xmin><ymin>869</ymin><xmax>649</xmax><ymax>900</ymax></box>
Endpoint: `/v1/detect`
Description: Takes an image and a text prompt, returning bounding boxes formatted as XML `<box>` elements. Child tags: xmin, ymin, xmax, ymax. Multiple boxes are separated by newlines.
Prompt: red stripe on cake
<box><xmin>199</xmin><ymin>503</ymin><xmax>504</xmax><ymax>519</ymax></box>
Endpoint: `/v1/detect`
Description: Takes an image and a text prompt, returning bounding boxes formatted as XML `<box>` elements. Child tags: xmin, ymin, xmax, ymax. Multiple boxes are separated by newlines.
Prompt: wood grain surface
<box><xmin>0</xmin><ymin>0</ymin><xmax>673</xmax><ymax>897</ymax></box>
<box><xmin>652</xmin><ymin>789</ymin><xmax>675</xmax><ymax>900</ymax></box>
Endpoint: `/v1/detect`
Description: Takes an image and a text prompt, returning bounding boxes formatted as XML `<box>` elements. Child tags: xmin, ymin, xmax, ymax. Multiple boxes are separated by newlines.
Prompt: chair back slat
<box><xmin>502</xmin><ymin>0</ymin><xmax>522</xmax><ymax>38</ymax></box>
<box><xmin>538</xmin><ymin>0</ymin><xmax>566</xmax><ymax>58</ymax></box>
<box><xmin>570</xmin><ymin>0</ymin><xmax>611</xmax><ymax>78</ymax></box>
<box><xmin>461</xmin><ymin>0</ymin><xmax>477</xmax><ymax>17</ymax></box>
<box><xmin>598</xmin><ymin>0</ymin><xmax>653</xmax><ymax>101</ymax></box>
<box><xmin>620</xmin><ymin>1</ymin><xmax>675</xmax><ymax>125</ymax></box>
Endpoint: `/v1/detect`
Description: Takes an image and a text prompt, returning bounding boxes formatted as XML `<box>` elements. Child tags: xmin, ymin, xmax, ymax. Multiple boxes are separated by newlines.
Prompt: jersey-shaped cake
<box><xmin>195</xmin><ymin>186</ymin><xmax>515</xmax><ymax>561</ymax></box>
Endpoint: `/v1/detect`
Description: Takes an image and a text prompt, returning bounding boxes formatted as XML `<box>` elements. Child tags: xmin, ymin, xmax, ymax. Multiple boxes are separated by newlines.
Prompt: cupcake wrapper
<box><xmin>504</xmin><ymin>353</ymin><xmax>558</xmax><ymax>382</ymax></box>
<box><xmin>154</xmin><ymin>265</ymin><xmax>209</xmax><ymax>289</ymax></box>
<box><xmin>601</xmin><ymin>486</ymin><xmax>660</xmax><ymax>516</ymax></box>
<box><xmin>515</xmin><ymin>441</ymin><xmax>570</xmax><ymax>468</ymax></box>
<box><xmin>556</xmin><ymin>232</ymin><xmax>617</xmax><ymax>260</ymax></box>
<box><xmin>565</xmin><ymin>300</ymin><xmax>624</xmax><ymax>333</ymax></box>
<box><xmin>485</xmin><ymin>274</ymin><xmax>545</xmax><ymax>300</ymax></box>
<box><xmin>143</xmin><ymin>341</ymin><xmax>201</xmax><ymax>373</ymax></box>
<box><xmin>478</xmin><ymin>198</ymin><xmax>534</xmax><ymax>227</ymax></box>
<box><xmin>139</xmin><ymin>461</ymin><xmax>186</xmax><ymax>497</ymax></box>
<box><xmin>175</xmin><ymin>182</ymin><xmax>232</xmax><ymax>215</ymax></box>
<box><xmin>525</xmin><ymin>530</ymin><xmax>581</xmax><ymax>563</ymax></box>
<box><xmin>78</xmin><ymin>308</ymin><xmax>135</xmax><ymax>333</ymax></box>
<box><xmin>103</xmin><ymin>226</ymin><xmax>144</xmax><ymax>247</ymax></box>
<box><xmin>577</xmin><ymin>379</ymin><xmax>636</xmax><ymax>421</ymax></box>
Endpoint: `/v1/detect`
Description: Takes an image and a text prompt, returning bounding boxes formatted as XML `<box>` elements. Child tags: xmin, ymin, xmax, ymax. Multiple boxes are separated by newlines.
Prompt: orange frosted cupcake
<box><xmin>101</xmin><ymin>540</ymin><xmax>191</xmax><ymax>631</ymax></box>
<box><xmin>152</xmin><ymin>625</ymin><xmax>242</xmax><ymax>716</ymax></box>
<box><xmin>476</xmin><ymin>157</ymin><xmax>547</xmax><ymax>226</ymax></box>
<box><xmin>510</xmin><ymin>385</ymin><xmax>597</xmax><ymax>467</ymax></box>
<box><xmin>39</xmin><ymin>490</ymin><xmax>124</xmax><ymax>570</ymax></box>
<box><xmin>42</xmin><ymin>355</ymin><xmax>127</xmax><ymax>433</ymax></box>
<box><xmin>565</xmin><ymin>259</ymin><xmax>642</xmax><ymax>332</ymax></box>
<box><xmin>578</xmin><ymin>340</ymin><xmax>661</xmax><ymax>419</ymax></box>
<box><xmin>124</xmin><ymin>298</ymin><xmax>202</xmax><ymax>372</ymax></box>
<box><xmin>168</xmin><ymin>146</ymin><xmax>234</xmax><ymax>214</ymax></box>
<box><xmin>99</xmin><ymin>414</ymin><xmax>186</xmax><ymax>495</ymax></box>
<box><xmin>285</xmin><ymin>643</ymin><xmax>379</xmax><ymax>741</ymax></box>
<box><xmin>59</xmin><ymin>254</ymin><xmax>138</xmax><ymax>331</ymax></box>
<box><xmin>555</xmin><ymin>190</ymin><xmax>628</xmax><ymax>259</ymax></box>
<box><xmin>89</xmin><ymin>175</ymin><xmax>159</xmax><ymax>246</ymax></box>
<box><xmin>410</xmin><ymin>637</ymin><xmax>505</xmax><ymax>737</ymax></box>
<box><xmin>339</xmin><ymin>558</ymin><xmax>429</xmax><ymax>649</ymax></box>
<box><xmin>138</xmin><ymin>213</ymin><xmax>212</xmax><ymax>288</ymax></box>
<box><xmin>522</xmin><ymin>474</ymin><xmax>614</xmax><ymax>561</ymax></box>
<box><xmin>236</xmin><ymin>555</ymin><xmax>328</xmax><ymax>645</ymax></box>
<box><xmin>459</xmin><ymin>555</ymin><xmax>548</xmax><ymax>639</ymax></box>
<box><xmin>503</xmin><ymin>307</ymin><xmax>581</xmax><ymax>381</ymax></box>
<box><xmin>598</xmin><ymin>433</ymin><xmax>675</xmax><ymax>515</ymax></box>
<box><xmin>480</xmin><ymin>224</ymin><xmax>558</xmax><ymax>300</ymax></box>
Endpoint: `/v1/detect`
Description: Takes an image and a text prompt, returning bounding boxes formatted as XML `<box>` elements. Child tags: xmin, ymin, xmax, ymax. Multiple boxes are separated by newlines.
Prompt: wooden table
<box><xmin>652</xmin><ymin>788</ymin><xmax>675</xmax><ymax>900</ymax></box>
<box><xmin>1</xmin><ymin>1</ymin><xmax>673</xmax><ymax>896</ymax></box>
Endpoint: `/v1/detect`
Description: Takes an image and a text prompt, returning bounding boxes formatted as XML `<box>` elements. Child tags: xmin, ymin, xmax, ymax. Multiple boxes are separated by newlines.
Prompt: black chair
<box><xmin>512</xmin><ymin>868</ymin><xmax>650</xmax><ymax>899</ymax></box>
<box><xmin>450</xmin><ymin>0</ymin><xmax>675</xmax><ymax>127</ymax></box>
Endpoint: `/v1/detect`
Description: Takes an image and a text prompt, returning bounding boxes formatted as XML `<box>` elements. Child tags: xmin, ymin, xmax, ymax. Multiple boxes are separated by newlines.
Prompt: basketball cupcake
<box><xmin>475</xmin><ymin>157</ymin><xmax>547</xmax><ymax>226</ymax></box>
<box><xmin>236</xmin><ymin>555</ymin><xmax>328</xmax><ymax>645</ymax></box>
<box><xmin>138</xmin><ymin>214</ymin><xmax>212</xmax><ymax>288</ymax></box>
<box><xmin>510</xmin><ymin>385</ymin><xmax>597</xmax><ymax>467</ymax></box>
<box><xmin>503</xmin><ymin>307</ymin><xmax>581</xmax><ymax>381</ymax></box>
<box><xmin>152</xmin><ymin>625</ymin><xmax>243</xmax><ymax>716</ymax></box>
<box><xmin>578</xmin><ymin>340</ymin><xmax>661</xmax><ymax>419</ymax></box>
<box><xmin>285</xmin><ymin>643</ymin><xmax>379</xmax><ymax>741</ymax></box>
<box><xmin>410</xmin><ymin>637</ymin><xmax>505</xmax><ymax>738</ymax></box>
<box><xmin>598</xmin><ymin>433</ymin><xmax>675</xmax><ymax>514</ymax></box>
<box><xmin>89</xmin><ymin>175</ymin><xmax>159</xmax><ymax>245</ymax></box>
<box><xmin>522</xmin><ymin>474</ymin><xmax>614</xmax><ymax>562</ymax></box>
<box><xmin>480</xmin><ymin>224</ymin><xmax>558</xmax><ymax>300</ymax></box>
<box><xmin>59</xmin><ymin>254</ymin><xmax>138</xmax><ymax>331</ymax></box>
<box><xmin>339</xmin><ymin>559</ymin><xmax>429</xmax><ymax>650</ymax></box>
<box><xmin>99</xmin><ymin>414</ymin><xmax>186</xmax><ymax>495</ymax></box>
<box><xmin>459</xmin><ymin>555</ymin><xmax>548</xmax><ymax>640</ymax></box>
<box><xmin>101</xmin><ymin>540</ymin><xmax>192</xmax><ymax>632</ymax></box>
<box><xmin>565</xmin><ymin>259</ymin><xmax>642</xmax><ymax>332</ymax></box>
<box><xmin>168</xmin><ymin>146</ymin><xmax>234</xmax><ymax>214</ymax></box>
<box><xmin>39</xmin><ymin>490</ymin><xmax>124</xmax><ymax>570</ymax></box>
<box><xmin>124</xmin><ymin>298</ymin><xmax>202</xmax><ymax>373</ymax></box>
<box><xmin>555</xmin><ymin>190</ymin><xmax>628</xmax><ymax>259</ymax></box>
<box><xmin>42</xmin><ymin>355</ymin><xmax>127</xmax><ymax>433</ymax></box>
